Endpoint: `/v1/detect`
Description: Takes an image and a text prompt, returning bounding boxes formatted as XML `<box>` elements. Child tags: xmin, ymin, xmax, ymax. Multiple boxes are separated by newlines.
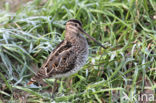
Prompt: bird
<box><xmin>27</xmin><ymin>19</ymin><xmax>105</xmax><ymax>85</ymax></box>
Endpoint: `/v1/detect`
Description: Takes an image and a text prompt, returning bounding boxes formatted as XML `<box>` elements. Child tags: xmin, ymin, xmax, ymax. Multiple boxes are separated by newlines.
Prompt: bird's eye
<box><xmin>74</xmin><ymin>24</ymin><xmax>78</xmax><ymax>27</ymax></box>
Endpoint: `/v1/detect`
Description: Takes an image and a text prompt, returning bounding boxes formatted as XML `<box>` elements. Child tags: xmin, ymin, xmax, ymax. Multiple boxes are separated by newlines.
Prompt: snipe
<box><xmin>28</xmin><ymin>19</ymin><xmax>105</xmax><ymax>85</ymax></box>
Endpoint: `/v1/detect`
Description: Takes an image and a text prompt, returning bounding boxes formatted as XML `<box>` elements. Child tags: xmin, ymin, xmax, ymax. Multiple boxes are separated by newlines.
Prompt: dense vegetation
<box><xmin>0</xmin><ymin>0</ymin><xmax>155</xmax><ymax>102</ymax></box>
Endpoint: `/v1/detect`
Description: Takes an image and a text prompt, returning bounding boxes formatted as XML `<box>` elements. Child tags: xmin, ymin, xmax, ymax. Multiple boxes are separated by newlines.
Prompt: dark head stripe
<box><xmin>67</xmin><ymin>19</ymin><xmax>82</xmax><ymax>26</ymax></box>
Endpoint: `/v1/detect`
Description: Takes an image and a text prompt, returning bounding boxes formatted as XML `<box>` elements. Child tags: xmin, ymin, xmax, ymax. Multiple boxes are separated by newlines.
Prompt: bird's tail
<box><xmin>27</xmin><ymin>81</ymin><xmax>34</xmax><ymax>85</ymax></box>
<box><xmin>27</xmin><ymin>77</ymin><xmax>37</xmax><ymax>85</ymax></box>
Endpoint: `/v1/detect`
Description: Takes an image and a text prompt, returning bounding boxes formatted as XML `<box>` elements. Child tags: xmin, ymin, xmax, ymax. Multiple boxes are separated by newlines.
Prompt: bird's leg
<box><xmin>51</xmin><ymin>78</ymin><xmax>59</xmax><ymax>96</ymax></box>
<box><xmin>67</xmin><ymin>78</ymin><xmax>74</xmax><ymax>93</ymax></box>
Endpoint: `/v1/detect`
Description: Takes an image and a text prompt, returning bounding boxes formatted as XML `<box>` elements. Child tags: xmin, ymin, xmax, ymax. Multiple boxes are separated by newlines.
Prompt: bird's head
<box><xmin>66</xmin><ymin>19</ymin><xmax>105</xmax><ymax>48</ymax></box>
<box><xmin>66</xmin><ymin>19</ymin><xmax>82</xmax><ymax>34</ymax></box>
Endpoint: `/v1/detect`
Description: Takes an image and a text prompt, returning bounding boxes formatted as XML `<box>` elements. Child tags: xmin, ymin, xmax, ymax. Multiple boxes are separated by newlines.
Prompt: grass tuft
<box><xmin>0</xmin><ymin>0</ymin><xmax>155</xmax><ymax>102</ymax></box>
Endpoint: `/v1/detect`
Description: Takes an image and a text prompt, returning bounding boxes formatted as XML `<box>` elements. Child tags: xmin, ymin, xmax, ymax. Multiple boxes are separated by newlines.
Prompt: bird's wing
<box><xmin>35</xmin><ymin>40</ymin><xmax>77</xmax><ymax>78</ymax></box>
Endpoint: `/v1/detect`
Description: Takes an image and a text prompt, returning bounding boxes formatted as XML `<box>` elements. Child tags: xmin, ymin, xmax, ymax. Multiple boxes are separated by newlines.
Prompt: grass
<box><xmin>0</xmin><ymin>0</ymin><xmax>156</xmax><ymax>102</ymax></box>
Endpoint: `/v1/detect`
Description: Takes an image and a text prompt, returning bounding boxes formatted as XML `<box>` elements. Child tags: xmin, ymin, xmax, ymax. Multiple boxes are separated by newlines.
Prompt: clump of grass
<box><xmin>0</xmin><ymin>0</ymin><xmax>156</xmax><ymax>102</ymax></box>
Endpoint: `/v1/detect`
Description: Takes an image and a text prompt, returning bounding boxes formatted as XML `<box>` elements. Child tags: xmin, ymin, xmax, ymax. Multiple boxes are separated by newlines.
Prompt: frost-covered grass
<box><xmin>0</xmin><ymin>0</ymin><xmax>156</xmax><ymax>102</ymax></box>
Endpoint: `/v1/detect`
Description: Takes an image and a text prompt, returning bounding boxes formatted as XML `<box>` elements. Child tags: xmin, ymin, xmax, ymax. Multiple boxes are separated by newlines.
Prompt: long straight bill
<box><xmin>79</xmin><ymin>28</ymin><xmax>105</xmax><ymax>49</ymax></box>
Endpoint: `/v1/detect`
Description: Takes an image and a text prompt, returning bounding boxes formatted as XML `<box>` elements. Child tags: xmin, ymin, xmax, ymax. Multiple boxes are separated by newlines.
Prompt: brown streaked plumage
<box><xmin>28</xmin><ymin>19</ymin><xmax>105</xmax><ymax>85</ymax></box>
